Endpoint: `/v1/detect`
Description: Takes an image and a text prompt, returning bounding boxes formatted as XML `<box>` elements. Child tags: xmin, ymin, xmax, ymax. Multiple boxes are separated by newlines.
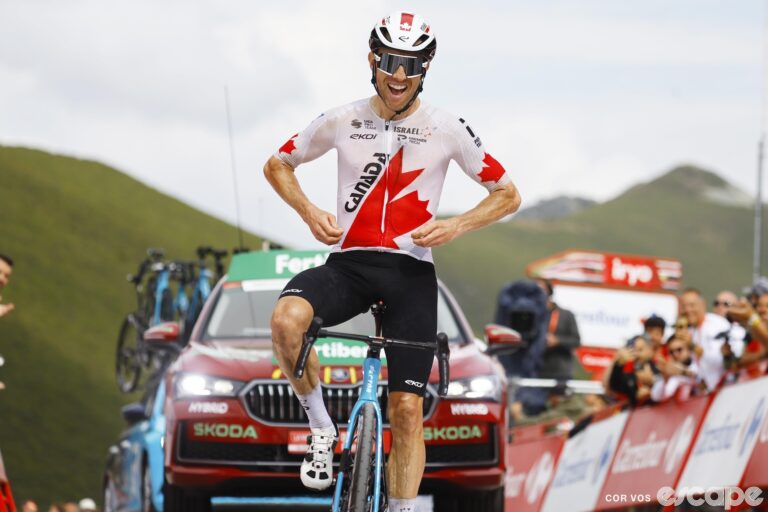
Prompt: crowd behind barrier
<box><xmin>502</xmin><ymin>279</ymin><xmax>768</xmax><ymax>512</ymax></box>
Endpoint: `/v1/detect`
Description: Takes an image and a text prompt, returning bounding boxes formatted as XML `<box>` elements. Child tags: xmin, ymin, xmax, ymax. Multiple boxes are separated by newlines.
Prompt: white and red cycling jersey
<box><xmin>275</xmin><ymin>98</ymin><xmax>511</xmax><ymax>262</ymax></box>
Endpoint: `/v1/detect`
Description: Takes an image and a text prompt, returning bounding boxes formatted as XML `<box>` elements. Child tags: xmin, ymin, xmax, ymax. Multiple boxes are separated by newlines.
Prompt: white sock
<box><xmin>296</xmin><ymin>384</ymin><xmax>334</xmax><ymax>430</ymax></box>
<box><xmin>388</xmin><ymin>497</ymin><xmax>418</xmax><ymax>512</ymax></box>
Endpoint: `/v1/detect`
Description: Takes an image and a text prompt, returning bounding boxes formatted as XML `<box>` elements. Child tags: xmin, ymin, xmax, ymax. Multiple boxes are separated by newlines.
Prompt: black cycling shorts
<box><xmin>280</xmin><ymin>250</ymin><xmax>438</xmax><ymax>397</ymax></box>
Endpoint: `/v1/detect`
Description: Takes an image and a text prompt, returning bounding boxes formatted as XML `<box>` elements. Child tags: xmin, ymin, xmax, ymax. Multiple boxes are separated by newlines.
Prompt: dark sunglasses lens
<box><xmin>379</xmin><ymin>53</ymin><xmax>423</xmax><ymax>77</ymax></box>
<box><xmin>713</xmin><ymin>300</ymin><xmax>732</xmax><ymax>307</ymax></box>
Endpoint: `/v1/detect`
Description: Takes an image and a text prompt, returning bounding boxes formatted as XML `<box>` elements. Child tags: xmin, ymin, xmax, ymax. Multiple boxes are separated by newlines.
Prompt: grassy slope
<box><xmin>0</xmin><ymin>145</ymin><xmax>262</xmax><ymax>504</ymax></box>
<box><xmin>434</xmin><ymin>166</ymin><xmax>768</xmax><ymax>330</ymax></box>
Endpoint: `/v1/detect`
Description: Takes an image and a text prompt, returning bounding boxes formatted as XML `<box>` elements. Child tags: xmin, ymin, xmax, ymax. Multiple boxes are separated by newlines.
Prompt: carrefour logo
<box><xmin>693</xmin><ymin>415</ymin><xmax>740</xmax><ymax>456</ymax></box>
<box><xmin>663</xmin><ymin>415</ymin><xmax>695</xmax><ymax>474</ymax></box>
<box><xmin>525</xmin><ymin>451</ymin><xmax>554</xmax><ymax>504</ymax></box>
<box><xmin>593</xmin><ymin>435</ymin><xmax>613</xmax><ymax>484</ymax></box>
<box><xmin>192</xmin><ymin>423</ymin><xmax>258</xmax><ymax>440</ymax></box>
<box><xmin>739</xmin><ymin>397</ymin><xmax>766</xmax><ymax>456</ymax></box>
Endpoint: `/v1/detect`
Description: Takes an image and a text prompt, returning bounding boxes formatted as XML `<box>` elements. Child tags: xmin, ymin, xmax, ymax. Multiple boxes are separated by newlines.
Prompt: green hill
<box><xmin>433</xmin><ymin>165</ymin><xmax>768</xmax><ymax>330</ymax></box>
<box><xmin>0</xmin><ymin>145</ymin><xmax>262</xmax><ymax>504</ymax></box>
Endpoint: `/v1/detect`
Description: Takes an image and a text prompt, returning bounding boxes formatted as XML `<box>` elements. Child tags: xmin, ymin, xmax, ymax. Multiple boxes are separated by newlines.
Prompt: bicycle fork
<box><xmin>332</xmin><ymin>355</ymin><xmax>385</xmax><ymax>512</ymax></box>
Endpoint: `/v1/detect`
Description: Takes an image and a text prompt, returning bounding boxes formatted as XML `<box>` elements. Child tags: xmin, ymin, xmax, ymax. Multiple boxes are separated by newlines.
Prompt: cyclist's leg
<box><xmin>271</xmin><ymin>255</ymin><xmax>372</xmax><ymax>490</ymax></box>
<box><xmin>378</xmin><ymin>256</ymin><xmax>438</xmax><ymax>502</ymax></box>
<box><xmin>271</xmin><ymin>257</ymin><xmax>370</xmax><ymax>395</ymax></box>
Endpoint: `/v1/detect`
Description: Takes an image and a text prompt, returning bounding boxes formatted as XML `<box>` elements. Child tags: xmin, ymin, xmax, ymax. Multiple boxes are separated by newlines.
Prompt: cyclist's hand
<box><xmin>411</xmin><ymin>218</ymin><xmax>460</xmax><ymax>247</ymax></box>
<box><xmin>303</xmin><ymin>206</ymin><xmax>344</xmax><ymax>245</ymax></box>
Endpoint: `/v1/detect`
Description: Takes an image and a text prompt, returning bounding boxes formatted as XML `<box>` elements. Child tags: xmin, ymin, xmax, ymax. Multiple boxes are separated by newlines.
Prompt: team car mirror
<box><xmin>483</xmin><ymin>324</ymin><xmax>523</xmax><ymax>355</ymax></box>
<box><xmin>121</xmin><ymin>402</ymin><xmax>148</xmax><ymax>424</ymax></box>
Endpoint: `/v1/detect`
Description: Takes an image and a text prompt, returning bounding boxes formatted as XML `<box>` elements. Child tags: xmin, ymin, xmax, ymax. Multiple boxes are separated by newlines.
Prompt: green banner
<box><xmin>227</xmin><ymin>250</ymin><xmax>330</xmax><ymax>281</ymax></box>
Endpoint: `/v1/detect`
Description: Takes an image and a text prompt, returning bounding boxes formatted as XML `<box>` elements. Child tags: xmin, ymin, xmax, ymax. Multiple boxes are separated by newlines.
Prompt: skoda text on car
<box><xmin>162</xmin><ymin>250</ymin><xmax>511</xmax><ymax>511</ymax></box>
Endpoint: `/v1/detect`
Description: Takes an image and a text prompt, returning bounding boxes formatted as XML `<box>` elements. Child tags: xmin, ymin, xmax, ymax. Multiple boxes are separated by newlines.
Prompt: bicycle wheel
<box><xmin>346</xmin><ymin>402</ymin><xmax>376</xmax><ymax>512</ymax></box>
<box><xmin>116</xmin><ymin>314</ymin><xmax>143</xmax><ymax>393</ymax></box>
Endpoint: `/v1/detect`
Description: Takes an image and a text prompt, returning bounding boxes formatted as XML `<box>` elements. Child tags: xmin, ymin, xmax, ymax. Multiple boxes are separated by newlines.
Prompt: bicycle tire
<box><xmin>116</xmin><ymin>314</ymin><xmax>142</xmax><ymax>393</ymax></box>
<box><xmin>347</xmin><ymin>402</ymin><xmax>376</xmax><ymax>512</ymax></box>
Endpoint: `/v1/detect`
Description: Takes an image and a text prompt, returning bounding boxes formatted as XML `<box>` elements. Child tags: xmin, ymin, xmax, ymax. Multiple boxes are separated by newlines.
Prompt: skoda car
<box><xmin>161</xmin><ymin>250</ymin><xmax>513</xmax><ymax>512</ymax></box>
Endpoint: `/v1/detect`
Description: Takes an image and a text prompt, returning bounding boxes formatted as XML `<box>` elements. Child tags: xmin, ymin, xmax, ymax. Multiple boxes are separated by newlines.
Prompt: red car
<box><xmin>160</xmin><ymin>250</ymin><xmax>516</xmax><ymax>512</ymax></box>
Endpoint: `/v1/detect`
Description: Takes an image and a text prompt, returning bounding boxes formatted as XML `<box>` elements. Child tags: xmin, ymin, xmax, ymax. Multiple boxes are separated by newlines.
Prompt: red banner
<box><xmin>505</xmin><ymin>435</ymin><xmax>565</xmax><ymax>512</ymax></box>
<box><xmin>596</xmin><ymin>395</ymin><xmax>710</xmax><ymax>509</ymax></box>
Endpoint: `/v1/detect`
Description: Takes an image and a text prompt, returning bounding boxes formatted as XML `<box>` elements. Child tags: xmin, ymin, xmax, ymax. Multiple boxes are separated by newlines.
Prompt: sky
<box><xmin>1</xmin><ymin>0</ymin><xmax>766</xmax><ymax>248</ymax></box>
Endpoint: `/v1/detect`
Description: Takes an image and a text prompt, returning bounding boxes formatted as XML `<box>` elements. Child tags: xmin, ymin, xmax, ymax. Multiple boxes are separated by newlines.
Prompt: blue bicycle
<box><xmin>181</xmin><ymin>246</ymin><xmax>227</xmax><ymax>342</ymax></box>
<box><xmin>116</xmin><ymin>247</ymin><xmax>227</xmax><ymax>392</ymax></box>
<box><xmin>294</xmin><ymin>301</ymin><xmax>450</xmax><ymax>512</ymax></box>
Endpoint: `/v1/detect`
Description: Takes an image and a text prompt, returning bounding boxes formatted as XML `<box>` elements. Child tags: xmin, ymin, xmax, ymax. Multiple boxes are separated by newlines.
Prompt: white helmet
<box><xmin>369</xmin><ymin>11</ymin><xmax>437</xmax><ymax>61</ymax></box>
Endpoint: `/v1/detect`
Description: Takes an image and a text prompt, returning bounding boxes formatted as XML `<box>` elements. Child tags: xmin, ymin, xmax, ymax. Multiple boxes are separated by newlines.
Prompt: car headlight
<box><xmin>174</xmin><ymin>373</ymin><xmax>245</xmax><ymax>399</ymax></box>
<box><xmin>445</xmin><ymin>375</ymin><xmax>502</xmax><ymax>402</ymax></box>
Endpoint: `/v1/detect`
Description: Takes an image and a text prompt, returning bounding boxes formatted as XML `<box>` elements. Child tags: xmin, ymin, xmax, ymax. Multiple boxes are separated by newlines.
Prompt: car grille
<box><xmin>242</xmin><ymin>381</ymin><xmax>435</xmax><ymax>424</ymax></box>
<box><xmin>176</xmin><ymin>423</ymin><xmax>497</xmax><ymax>469</ymax></box>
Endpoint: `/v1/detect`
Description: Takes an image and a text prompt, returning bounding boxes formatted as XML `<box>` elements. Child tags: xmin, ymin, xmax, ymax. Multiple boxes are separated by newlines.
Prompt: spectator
<box><xmin>62</xmin><ymin>503</ymin><xmax>78</xmax><ymax>512</ymax></box>
<box><xmin>48</xmin><ymin>505</ymin><xmax>64</xmax><ymax>512</ymax></box>
<box><xmin>78</xmin><ymin>498</ymin><xmax>97</xmax><ymax>512</ymax></box>
<box><xmin>0</xmin><ymin>253</ymin><xmax>14</xmax><ymax>319</ymax></box>
<box><xmin>679</xmin><ymin>288</ymin><xmax>743</xmax><ymax>390</ymax></box>
<box><xmin>21</xmin><ymin>500</ymin><xmax>38</xmax><ymax>512</ymax></box>
<box><xmin>724</xmin><ymin>293</ymin><xmax>768</xmax><ymax>371</ymax></box>
<box><xmin>534</xmin><ymin>279</ymin><xmax>581</xmax><ymax>380</ymax></box>
<box><xmin>712</xmin><ymin>290</ymin><xmax>738</xmax><ymax>317</ymax></box>
<box><xmin>606</xmin><ymin>336</ymin><xmax>659</xmax><ymax>405</ymax></box>
<box><xmin>652</xmin><ymin>336</ymin><xmax>700</xmax><ymax>401</ymax></box>
<box><xmin>713</xmin><ymin>289</ymin><xmax>747</xmax><ymax>349</ymax></box>
<box><xmin>643</xmin><ymin>314</ymin><xmax>667</xmax><ymax>357</ymax></box>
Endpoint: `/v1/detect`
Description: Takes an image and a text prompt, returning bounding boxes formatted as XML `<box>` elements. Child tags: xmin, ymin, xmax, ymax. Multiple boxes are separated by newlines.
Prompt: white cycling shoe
<box><xmin>300</xmin><ymin>423</ymin><xmax>339</xmax><ymax>490</ymax></box>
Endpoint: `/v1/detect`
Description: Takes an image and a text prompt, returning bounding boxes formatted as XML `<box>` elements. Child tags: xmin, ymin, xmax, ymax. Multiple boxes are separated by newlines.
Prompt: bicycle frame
<box><xmin>331</xmin><ymin>353</ymin><xmax>385</xmax><ymax>512</ymax></box>
<box><xmin>152</xmin><ymin>267</ymin><xmax>171</xmax><ymax>327</ymax></box>
<box><xmin>186</xmin><ymin>268</ymin><xmax>212</xmax><ymax>322</ymax></box>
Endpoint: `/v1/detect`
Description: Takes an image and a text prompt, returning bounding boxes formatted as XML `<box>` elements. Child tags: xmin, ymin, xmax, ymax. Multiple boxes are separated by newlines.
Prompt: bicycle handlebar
<box><xmin>293</xmin><ymin>317</ymin><xmax>451</xmax><ymax>397</ymax></box>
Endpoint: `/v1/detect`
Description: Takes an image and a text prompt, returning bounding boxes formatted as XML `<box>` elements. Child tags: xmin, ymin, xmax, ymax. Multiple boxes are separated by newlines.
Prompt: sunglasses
<box><xmin>669</xmin><ymin>347</ymin><xmax>685</xmax><ymax>355</ymax></box>
<box><xmin>713</xmin><ymin>300</ymin><xmax>733</xmax><ymax>307</ymax></box>
<box><xmin>374</xmin><ymin>52</ymin><xmax>427</xmax><ymax>78</ymax></box>
<box><xmin>674</xmin><ymin>322</ymin><xmax>688</xmax><ymax>329</ymax></box>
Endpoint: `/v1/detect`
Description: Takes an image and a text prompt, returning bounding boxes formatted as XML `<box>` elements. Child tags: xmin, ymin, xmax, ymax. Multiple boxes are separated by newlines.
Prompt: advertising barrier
<box><xmin>505</xmin><ymin>374</ymin><xmax>768</xmax><ymax>511</ymax></box>
<box><xmin>504</xmin><ymin>434</ymin><xmax>565</xmax><ymax>512</ymax></box>
<box><xmin>740</xmin><ymin>377</ymin><xmax>768</xmax><ymax>488</ymax></box>
<box><xmin>540</xmin><ymin>412</ymin><xmax>629</xmax><ymax>512</ymax></box>
<box><xmin>676</xmin><ymin>376</ymin><xmax>768</xmax><ymax>493</ymax></box>
<box><xmin>596</xmin><ymin>395</ymin><xmax>710</xmax><ymax>509</ymax></box>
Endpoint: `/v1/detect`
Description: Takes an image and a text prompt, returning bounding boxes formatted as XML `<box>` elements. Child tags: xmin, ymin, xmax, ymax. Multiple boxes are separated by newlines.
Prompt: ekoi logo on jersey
<box><xmin>345</xmin><ymin>152</ymin><xmax>386</xmax><ymax>212</ymax></box>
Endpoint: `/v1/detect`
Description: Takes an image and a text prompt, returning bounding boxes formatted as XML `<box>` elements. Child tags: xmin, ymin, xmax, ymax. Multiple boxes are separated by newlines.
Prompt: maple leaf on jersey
<box><xmin>343</xmin><ymin>147</ymin><xmax>432</xmax><ymax>249</ymax></box>
<box><xmin>477</xmin><ymin>152</ymin><xmax>506</xmax><ymax>183</ymax></box>
<box><xmin>278</xmin><ymin>133</ymin><xmax>299</xmax><ymax>155</ymax></box>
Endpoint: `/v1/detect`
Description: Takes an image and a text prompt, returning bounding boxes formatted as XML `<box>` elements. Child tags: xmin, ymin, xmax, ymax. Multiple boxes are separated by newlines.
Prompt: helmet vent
<box><xmin>413</xmin><ymin>34</ymin><xmax>430</xmax><ymax>47</ymax></box>
<box><xmin>380</xmin><ymin>27</ymin><xmax>393</xmax><ymax>43</ymax></box>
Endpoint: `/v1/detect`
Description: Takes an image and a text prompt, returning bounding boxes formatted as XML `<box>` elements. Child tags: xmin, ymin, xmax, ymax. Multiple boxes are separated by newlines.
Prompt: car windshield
<box><xmin>203</xmin><ymin>281</ymin><xmax>465</xmax><ymax>344</ymax></box>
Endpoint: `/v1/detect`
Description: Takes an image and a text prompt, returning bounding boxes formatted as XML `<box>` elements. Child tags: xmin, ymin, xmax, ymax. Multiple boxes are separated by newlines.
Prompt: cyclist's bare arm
<box><xmin>264</xmin><ymin>156</ymin><xmax>344</xmax><ymax>245</ymax></box>
<box><xmin>412</xmin><ymin>181</ymin><xmax>521</xmax><ymax>248</ymax></box>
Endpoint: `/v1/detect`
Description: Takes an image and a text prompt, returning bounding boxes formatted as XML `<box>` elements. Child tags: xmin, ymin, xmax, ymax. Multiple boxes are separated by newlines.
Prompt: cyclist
<box><xmin>265</xmin><ymin>11</ymin><xmax>521</xmax><ymax>511</ymax></box>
